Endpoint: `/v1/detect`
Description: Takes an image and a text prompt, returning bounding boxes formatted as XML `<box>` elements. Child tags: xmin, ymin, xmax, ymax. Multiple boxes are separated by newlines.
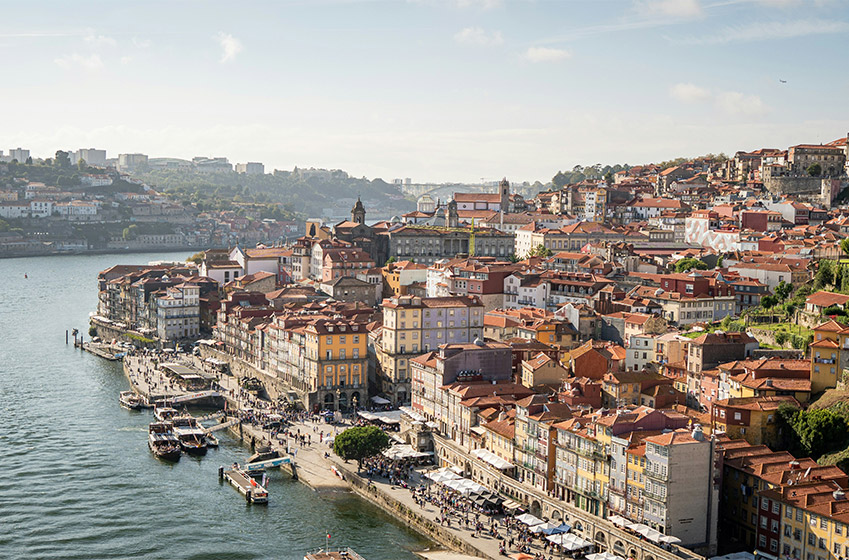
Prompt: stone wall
<box><xmin>90</xmin><ymin>316</ymin><xmax>158</xmax><ymax>349</ymax></box>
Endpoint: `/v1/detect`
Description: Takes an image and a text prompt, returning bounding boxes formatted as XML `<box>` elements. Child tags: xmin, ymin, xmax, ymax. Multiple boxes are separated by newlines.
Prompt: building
<box><xmin>710</xmin><ymin>396</ymin><xmax>799</xmax><ymax>447</ymax></box>
<box><xmin>304</xmin><ymin>318</ymin><xmax>368</xmax><ymax>412</ymax></box>
<box><xmin>117</xmin><ymin>153</ymin><xmax>149</xmax><ymax>173</ymax></box>
<box><xmin>235</xmin><ymin>162</ymin><xmax>265</xmax><ymax>175</ymax></box>
<box><xmin>153</xmin><ymin>283</ymin><xmax>200</xmax><ymax>341</ymax></box>
<box><xmin>75</xmin><ymin>148</ymin><xmax>107</xmax><ymax>166</ymax></box>
<box><xmin>375</xmin><ymin>295</ymin><xmax>485</xmax><ymax>406</ymax></box>
<box><xmin>520</xmin><ymin>353</ymin><xmax>569</xmax><ymax>388</ymax></box>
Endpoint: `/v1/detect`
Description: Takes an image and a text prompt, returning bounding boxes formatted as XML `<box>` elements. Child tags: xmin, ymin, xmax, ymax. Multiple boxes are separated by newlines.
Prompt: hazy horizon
<box><xmin>2</xmin><ymin>0</ymin><xmax>847</xmax><ymax>184</ymax></box>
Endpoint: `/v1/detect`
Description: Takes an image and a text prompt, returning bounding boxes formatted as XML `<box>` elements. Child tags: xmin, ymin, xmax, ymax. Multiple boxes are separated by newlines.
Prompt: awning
<box><xmin>471</xmin><ymin>448</ymin><xmax>514</xmax><ymax>470</ymax></box>
<box><xmin>515</xmin><ymin>513</ymin><xmax>544</xmax><ymax>526</ymax></box>
<box><xmin>370</xmin><ymin>395</ymin><xmax>391</xmax><ymax>404</ymax></box>
<box><xmin>399</xmin><ymin>406</ymin><xmax>425</xmax><ymax>423</ymax></box>
<box><xmin>502</xmin><ymin>499</ymin><xmax>523</xmax><ymax>512</ymax></box>
<box><xmin>425</xmin><ymin>468</ymin><xmax>462</xmax><ymax>483</ymax></box>
<box><xmin>382</xmin><ymin>444</ymin><xmax>433</xmax><ymax>460</ymax></box>
<box><xmin>607</xmin><ymin>514</ymin><xmax>630</xmax><ymax>527</ymax></box>
<box><xmin>586</xmin><ymin>553</ymin><xmax>626</xmax><ymax>560</ymax></box>
<box><xmin>357</xmin><ymin>410</ymin><xmax>402</xmax><ymax>424</ymax></box>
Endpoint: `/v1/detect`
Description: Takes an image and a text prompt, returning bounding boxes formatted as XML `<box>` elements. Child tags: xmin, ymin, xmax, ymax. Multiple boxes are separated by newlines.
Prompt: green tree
<box><xmin>774</xmin><ymin>281</ymin><xmax>793</xmax><ymax>301</ymax></box>
<box><xmin>675</xmin><ymin>257</ymin><xmax>709</xmax><ymax>273</ymax></box>
<box><xmin>77</xmin><ymin>158</ymin><xmax>87</xmax><ymax>172</ymax></box>
<box><xmin>778</xmin><ymin>406</ymin><xmax>848</xmax><ymax>458</ymax></box>
<box><xmin>840</xmin><ymin>239</ymin><xmax>849</xmax><ymax>261</ymax></box>
<box><xmin>187</xmin><ymin>251</ymin><xmax>205</xmax><ymax>265</ymax></box>
<box><xmin>807</xmin><ymin>162</ymin><xmax>822</xmax><ymax>177</ymax></box>
<box><xmin>332</xmin><ymin>425</ymin><xmax>391</xmax><ymax>470</ymax></box>
<box><xmin>761</xmin><ymin>295</ymin><xmax>778</xmax><ymax>309</ymax></box>
<box><xmin>814</xmin><ymin>260</ymin><xmax>835</xmax><ymax>291</ymax></box>
<box><xmin>25</xmin><ymin>156</ymin><xmax>32</xmax><ymax>165</ymax></box>
<box><xmin>54</xmin><ymin>150</ymin><xmax>71</xmax><ymax>168</ymax></box>
<box><xmin>528</xmin><ymin>244</ymin><xmax>553</xmax><ymax>258</ymax></box>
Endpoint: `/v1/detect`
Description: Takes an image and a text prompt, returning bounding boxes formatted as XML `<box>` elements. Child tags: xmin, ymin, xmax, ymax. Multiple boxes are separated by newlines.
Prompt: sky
<box><xmin>0</xmin><ymin>0</ymin><xmax>847</xmax><ymax>184</ymax></box>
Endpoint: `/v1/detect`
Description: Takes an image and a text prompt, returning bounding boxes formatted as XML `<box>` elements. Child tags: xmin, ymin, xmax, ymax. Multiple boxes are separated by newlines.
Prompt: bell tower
<box><xmin>351</xmin><ymin>196</ymin><xmax>366</xmax><ymax>225</ymax></box>
<box><xmin>499</xmin><ymin>177</ymin><xmax>510</xmax><ymax>212</ymax></box>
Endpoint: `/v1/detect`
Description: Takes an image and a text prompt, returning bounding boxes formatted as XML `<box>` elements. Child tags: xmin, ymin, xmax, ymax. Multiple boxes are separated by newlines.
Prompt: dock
<box><xmin>304</xmin><ymin>548</ymin><xmax>368</xmax><ymax>560</ymax></box>
<box><xmin>82</xmin><ymin>342</ymin><xmax>124</xmax><ymax>361</ymax></box>
<box><xmin>220</xmin><ymin>467</ymin><xmax>268</xmax><ymax>503</ymax></box>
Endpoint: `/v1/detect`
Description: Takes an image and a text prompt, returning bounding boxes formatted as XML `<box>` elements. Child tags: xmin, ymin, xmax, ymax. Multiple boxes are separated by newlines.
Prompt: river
<box><xmin>0</xmin><ymin>252</ymin><xmax>431</xmax><ymax>560</ymax></box>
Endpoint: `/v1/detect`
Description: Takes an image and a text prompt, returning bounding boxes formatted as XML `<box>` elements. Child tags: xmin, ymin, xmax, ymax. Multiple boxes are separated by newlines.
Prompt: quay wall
<box><xmin>90</xmin><ymin>317</ymin><xmax>157</xmax><ymax>349</ymax></box>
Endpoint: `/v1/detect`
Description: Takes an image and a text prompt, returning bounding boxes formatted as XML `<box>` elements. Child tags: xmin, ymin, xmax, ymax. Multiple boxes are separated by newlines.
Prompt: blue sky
<box><xmin>1</xmin><ymin>0</ymin><xmax>847</xmax><ymax>183</ymax></box>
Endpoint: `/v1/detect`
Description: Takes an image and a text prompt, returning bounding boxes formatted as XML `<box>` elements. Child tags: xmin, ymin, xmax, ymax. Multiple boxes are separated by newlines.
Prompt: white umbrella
<box><xmin>660</xmin><ymin>535</ymin><xmax>681</xmax><ymax>544</ymax></box>
<box><xmin>607</xmin><ymin>515</ymin><xmax>629</xmax><ymax>527</ymax></box>
<box><xmin>516</xmin><ymin>513</ymin><xmax>544</xmax><ymax>526</ymax></box>
<box><xmin>530</xmin><ymin>522</ymin><xmax>559</xmax><ymax>534</ymax></box>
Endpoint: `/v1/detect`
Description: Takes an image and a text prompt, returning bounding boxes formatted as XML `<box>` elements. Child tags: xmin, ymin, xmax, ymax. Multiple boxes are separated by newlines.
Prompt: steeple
<box><xmin>351</xmin><ymin>196</ymin><xmax>366</xmax><ymax>225</ymax></box>
<box><xmin>445</xmin><ymin>199</ymin><xmax>459</xmax><ymax>228</ymax></box>
<box><xmin>499</xmin><ymin>177</ymin><xmax>510</xmax><ymax>212</ymax></box>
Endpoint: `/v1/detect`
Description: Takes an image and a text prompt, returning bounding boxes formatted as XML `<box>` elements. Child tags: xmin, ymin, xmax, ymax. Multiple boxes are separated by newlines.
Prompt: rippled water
<box><xmin>0</xmin><ymin>252</ymin><xmax>430</xmax><ymax>560</ymax></box>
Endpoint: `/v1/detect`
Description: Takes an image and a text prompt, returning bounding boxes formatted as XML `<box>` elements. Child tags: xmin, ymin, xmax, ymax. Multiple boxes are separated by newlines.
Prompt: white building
<box><xmin>626</xmin><ymin>334</ymin><xmax>657</xmax><ymax>371</ymax></box>
<box><xmin>235</xmin><ymin>162</ymin><xmax>265</xmax><ymax>175</ymax></box>
<box><xmin>154</xmin><ymin>283</ymin><xmax>200</xmax><ymax>341</ymax></box>
<box><xmin>117</xmin><ymin>153</ymin><xmax>149</xmax><ymax>173</ymax></box>
<box><xmin>29</xmin><ymin>199</ymin><xmax>53</xmax><ymax>217</ymax></box>
<box><xmin>0</xmin><ymin>201</ymin><xmax>29</xmax><ymax>218</ymax></box>
<box><xmin>55</xmin><ymin>200</ymin><xmax>98</xmax><ymax>218</ymax></box>
<box><xmin>8</xmin><ymin>148</ymin><xmax>29</xmax><ymax>162</ymax></box>
<box><xmin>642</xmin><ymin>427</ymin><xmax>718</xmax><ymax>551</ymax></box>
<box><xmin>74</xmin><ymin>148</ymin><xmax>107</xmax><ymax>167</ymax></box>
<box><xmin>503</xmin><ymin>273</ymin><xmax>549</xmax><ymax>309</ymax></box>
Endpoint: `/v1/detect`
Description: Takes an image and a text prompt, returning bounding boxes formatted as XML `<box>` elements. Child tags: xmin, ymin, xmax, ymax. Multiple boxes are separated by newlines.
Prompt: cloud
<box><xmin>120</xmin><ymin>56</ymin><xmax>133</xmax><ymax>65</ymax></box>
<box><xmin>670</xmin><ymin>82</ymin><xmax>712</xmax><ymax>103</ymax></box>
<box><xmin>216</xmin><ymin>32</ymin><xmax>243</xmax><ymax>63</ymax></box>
<box><xmin>669</xmin><ymin>82</ymin><xmax>768</xmax><ymax>115</ymax></box>
<box><xmin>716</xmin><ymin>91</ymin><xmax>768</xmax><ymax>116</ymax></box>
<box><xmin>671</xmin><ymin>19</ymin><xmax>849</xmax><ymax>44</ymax></box>
<box><xmin>524</xmin><ymin>46</ymin><xmax>571</xmax><ymax>63</ymax></box>
<box><xmin>454</xmin><ymin>27</ymin><xmax>503</xmax><ymax>46</ymax></box>
<box><xmin>634</xmin><ymin>0</ymin><xmax>703</xmax><ymax>18</ymax></box>
<box><xmin>132</xmin><ymin>37</ymin><xmax>151</xmax><ymax>49</ymax></box>
<box><xmin>84</xmin><ymin>34</ymin><xmax>116</xmax><ymax>48</ymax></box>
<box><xmin>54</xmin><ymin>53</ymin><xmax>104</xmax><ymax>71</ymax></box>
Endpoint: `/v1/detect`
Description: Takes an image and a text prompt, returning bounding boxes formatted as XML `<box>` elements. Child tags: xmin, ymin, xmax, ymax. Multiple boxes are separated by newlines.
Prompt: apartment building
<box><xmin>375</xmin><ymin>295</ymin><xmax>485</xmax><ymax>406</ymax></box>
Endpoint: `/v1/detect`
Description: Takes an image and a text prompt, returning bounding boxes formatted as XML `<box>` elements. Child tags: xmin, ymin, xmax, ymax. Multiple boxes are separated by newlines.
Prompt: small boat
<box><xmin>119</xmin><ymin>391</ymin><xmax>143</xmax><ymax>410</ymax></box>
<box><xmin>153</xmin><ymin>406</ymin><xmax>179</xmax><ymax>422</ymax></box>
<box><xmin>205</xmin><ymin>434</ymin><xmax>219</xmax><ymax>448</ymax></box>
<box><xmin>148</xmin><ymin>422</ymin><xmax>181</xmax><ymax>461</ymax></box>
<box><xmin>171</xmin><ymin>416</ymin><xmax>208</xmax><ymax>455</ymax></box>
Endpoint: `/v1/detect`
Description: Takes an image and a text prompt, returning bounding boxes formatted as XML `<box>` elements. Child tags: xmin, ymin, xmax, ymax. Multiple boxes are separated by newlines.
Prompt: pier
<box><xmin>220</xmin><ymin>466</ymin><xmax>268</xmax><ymax>504</ymax></box>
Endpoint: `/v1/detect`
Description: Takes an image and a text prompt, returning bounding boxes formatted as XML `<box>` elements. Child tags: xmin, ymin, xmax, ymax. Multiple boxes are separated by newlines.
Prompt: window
<box><xmin>761</xmin><ymin>516</ymin><xmax>768</xmax><ymax>528</ymax></box>
<box><xmin>771</xmin><ymin>520</ymin><xmax>779</xmax><ymax>532</ymax></box>
<box><xmin>762</xmin><ymin>498</ymin><xmax>770</xmax><ymax>511</ymax></box>
<box><xmin>353</xmin><ymin>335</ymin><xmax>359</xmax><ymax>344</ymax></box>
<box><xmin>818</xmin><ymin>538</ymin><xmax>826</xmax><ymax>550</ymax></box>
<box><xmin>772</xmin><ymin>502</ymin><xmax>780</xmax><ymax>514</ymax></box>
<box><xmin>820</xmin><ymin>518</ymin><xmax>827</xmax><ymax>530</ymax></box>
<box><xmin>796</xmin><ymin>509</ymin><xmax>803</xmax><ymax>522</ymax></box>
<box><xmin>327</xmin><ymin>336</ymin><xmax>333</xmax><ymax>345</ymax></box>
<box><xmin>759</xmin><ymin>535</ymin><xmax>767</xmax><ymax>548</ymax></box>
<box><xmin>808</xmin><ymin>533</ymin><xmax>816</xmax><ymax>546</ymax></box>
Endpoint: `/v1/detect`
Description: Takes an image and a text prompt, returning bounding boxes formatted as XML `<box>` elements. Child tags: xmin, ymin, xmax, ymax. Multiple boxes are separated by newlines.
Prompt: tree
<box><xmin>77</xmin><ymin>158</ymin><xmax>87</xmax><ymax>172</ymax></box>
<box><xmin>778</xmin><ymin>405</ymin><xmax>848</xmax><ymax>459</ymax></box>
<box><xmin>25</xmin><ymin>156</ymin><xmax>32</xmax><ymax>165</ymax></box>
<box><xmin>332</xmin><ymin>425</ymin><xmax>390</xmax><ymax>470</ymax></box>
<box><xmin>774</xmin><ymin>281</ymin><xmax>793</xmax><ymax>301</ymax></box>
<box><xmin>54</xmin><ymin>150</ymin><xmax>71</xmax><ymax>168</ymax></box>
<box><xmin>814</xmin><ymin>260</ymin><xmax>835</xmax><ymax>291</ymax></box>
<box><xmin>675</xmin><ymin>257</ymin><xmax>709</xmax><ymax>273</ymax></box>
<box><xmin>187</xmin><ymin>251</ymin><xmax>205</xmax><ymax>265</ymax></box>
<box><xmin>840</xmin><ymin>239</ymin><xmax>849</xmax><ymax>261</ymax></box>
<box><xmin>761</xmin><ymin>295</ymin><xmax>779</xmax><ymax>309</ymax></box>
<box><xmin>528</xmin><ymin>244</ymin><xmax>553</xmax><ymax>258</ymax></box>
<box><xmin>807</xmin><ymin>162</ymin><xmax>822</xmax><ymax>177</ymax></box>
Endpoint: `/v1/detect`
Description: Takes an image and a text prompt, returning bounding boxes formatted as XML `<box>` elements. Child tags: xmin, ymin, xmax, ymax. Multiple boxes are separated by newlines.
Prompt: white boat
<box><xmin>153</xmin><ymin>406</ymin><xmax>179</xmax><ymax>422</ymax></box>
<box><xmin>171</xmin><ymin>416</ymin><xmax>208</xmax><ymax>455</ymax></box>
<box><xmin>119</xmin><ymin>391</ymin><xmax>143</xmax><ymax>410</ymax></box>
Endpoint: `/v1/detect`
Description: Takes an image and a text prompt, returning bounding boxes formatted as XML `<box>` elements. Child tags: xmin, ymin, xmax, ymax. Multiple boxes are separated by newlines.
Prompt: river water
<box><xmin>0</xmin><ymin>252</ymin><xmax>431</xmax><ymax>560</ymax></box>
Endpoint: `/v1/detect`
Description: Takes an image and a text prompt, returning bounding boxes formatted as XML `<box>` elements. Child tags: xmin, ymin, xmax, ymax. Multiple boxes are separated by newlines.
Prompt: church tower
<box><xmin>351</xmin><ymin>197</ymin><xmax>366</xmax><ymax>225</ymax></box>
<box><xmin>499</xmin><ymin>177</ymin><xmax>510</xmax><ymax>212</ymax></box>
<box><xmin>445</xmin><ymin>199</ymin><xmax>459</xmax><ymax>228</ymax></box>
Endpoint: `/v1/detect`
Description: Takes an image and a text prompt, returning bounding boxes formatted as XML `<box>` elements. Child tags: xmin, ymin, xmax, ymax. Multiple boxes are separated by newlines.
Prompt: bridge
<box><xmin>399</xmin><ymin>183</ymin><xmax>496</xmax><ymax>201</ymax></box>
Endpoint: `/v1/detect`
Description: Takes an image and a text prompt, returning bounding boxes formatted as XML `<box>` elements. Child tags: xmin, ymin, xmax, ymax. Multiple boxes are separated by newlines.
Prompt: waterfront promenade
<box><xmin>119</xmin><ymin>351</ymin><xmax>701</xmax><ymax>560</ymax></box>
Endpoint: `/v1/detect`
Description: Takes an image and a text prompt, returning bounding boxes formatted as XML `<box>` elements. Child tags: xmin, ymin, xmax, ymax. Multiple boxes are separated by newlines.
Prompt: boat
<box><xmin>221</xmin><ymin>464</ymin><xmax>268</xmax><ymax>503</ymax></box>
<box><xmin>247</xmin><ymin>445</ymin><xmax>280</xmax><ymax>465</ymax></box>
<box><xmin>153</xmin><ymin>405</ymin><xmax>179</xmax><ymax>422</ymax></box>
<box><xmin>205</xmin><ymin>433</ymin><xmax>219</xmax><ymax>448</ymax></box>
<box><xmin>119</xmin><ymin>391</ymin><xmax>143</xmax><ymax>410</ymax></box>
<box><xmin>304</xmin><ymin>547</ymin><xmax>368</xmax><ymax>560</ymax></box>
<box><xmin>148</xmin><ymin>422</ymin><xmax>181</xmax><ymax>461</ymax></box>
<box><xmin>171</xmin><ymin>416</ymin><xmax>208</xmax><ymax>455</ymax></box>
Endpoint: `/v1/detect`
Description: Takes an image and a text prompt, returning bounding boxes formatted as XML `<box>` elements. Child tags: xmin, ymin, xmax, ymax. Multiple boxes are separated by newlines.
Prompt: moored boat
<box><xmin>153</xmin><ymin>405</ymin><xmax>179</xmax><ymax>422</ymax></box>
<box><xmin>205</xmin><ymin>433</ymin><xmax>219</xmax><ymax>448</ymax></box>
<box><xmin>119</xmin><ymin>390</ymin><xmax>143</xmax><ymax>410</ymax></box>
<box><xmin>171</xmin><ymin>416</ymin><xmax>208</xmax><ymax>455</ymax></box>
<box><xmin>148</xmin><ymin>422</ymin><xmax>181</xmax><ymax>461</ymax></box>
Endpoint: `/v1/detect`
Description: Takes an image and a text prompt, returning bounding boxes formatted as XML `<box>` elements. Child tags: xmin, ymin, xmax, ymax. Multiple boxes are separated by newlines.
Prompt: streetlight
<box><xmin>335</xmin><ymin>387</ymin><xmax>341</xmax><ymax>414</ymax></box>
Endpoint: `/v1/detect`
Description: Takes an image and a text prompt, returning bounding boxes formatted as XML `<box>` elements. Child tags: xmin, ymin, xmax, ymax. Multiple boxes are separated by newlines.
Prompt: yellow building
<box><xmin>625</xmin><ymin>445</ymin><xmax>647</xmax><ymax>522</ymax></box>
<box><xmin>304</xmin><ymin>318</ymin><xmax>368</xmax><ymax>413</ymax></box>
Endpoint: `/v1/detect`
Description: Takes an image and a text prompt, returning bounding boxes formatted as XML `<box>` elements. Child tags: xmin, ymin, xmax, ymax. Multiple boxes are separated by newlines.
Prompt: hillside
<box><xmin>134</xmin><ymin>168</ymin><xmax>415</xmax><ymax>219</ymax></box>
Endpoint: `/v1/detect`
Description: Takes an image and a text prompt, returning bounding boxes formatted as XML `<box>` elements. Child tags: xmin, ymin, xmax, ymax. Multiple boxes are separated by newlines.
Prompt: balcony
<box><xmin>643</xmin><ymin>487</ymin><xmax>665</xmax><ymax>501</ymax></box>
<box><xmin>645</xmin><ymin>470</ymin><xmax>669</xmax><ymax>482</ymax></box>
<box><xmin>814</xmin><ymin>358</ymin><xmax>835</xmax><ymax>364</ymax></box>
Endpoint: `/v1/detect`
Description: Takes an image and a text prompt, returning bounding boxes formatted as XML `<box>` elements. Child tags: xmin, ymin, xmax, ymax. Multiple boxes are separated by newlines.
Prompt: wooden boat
<box><xmin>171</xmin><ymin>416</ymin><xmax>208</xmax><ymax>455</ymax></box>
<box><xmin>119</xmin><ymin>391</ymin><xmax>143</xmax><ymax>410</ymax></box>
<box><xmin>148</xmin><ymin>422</ymin><xmax>181</xmax><ymax>461</ymax></box>
<box><xmin>153</xmin><ymin>406</ymin><xmax>179</xmax><ymax>422</ymax></box>
<box><xmin>205</xmin><ymin>433</ymin><xmax>219</xmax><ymax>448</ymax></box>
